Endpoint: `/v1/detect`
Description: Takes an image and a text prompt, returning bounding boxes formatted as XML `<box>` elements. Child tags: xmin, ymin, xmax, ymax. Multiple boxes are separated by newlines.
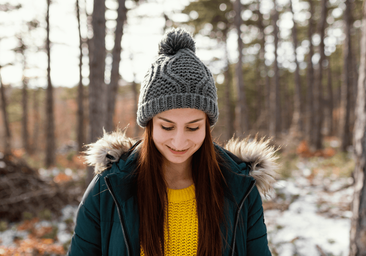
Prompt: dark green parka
<box><xmin>67</xmin><ymin>131</ymin><xmax>277</xmax><ymax>255</ymax></box>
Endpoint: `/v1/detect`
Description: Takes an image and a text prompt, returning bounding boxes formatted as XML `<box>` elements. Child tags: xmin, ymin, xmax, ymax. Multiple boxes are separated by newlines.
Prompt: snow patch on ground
<box><xmin>0</xmin><ymin>205</ymin><xmax>78</xmax><ymax>249</ymax></box>
<box><xmin>0</xmin><ymin>229</ymin><xmax>28</xmax><ymax>247</ymax></box>
<box><xmin>265</xmin><ymin>166</ymin><xmax>353</xmax><ymax>256</ymax></box>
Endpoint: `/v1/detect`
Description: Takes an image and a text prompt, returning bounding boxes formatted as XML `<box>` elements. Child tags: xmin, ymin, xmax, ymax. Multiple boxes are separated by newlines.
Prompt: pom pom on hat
<box><xmin>158</xmin><ymin>28</ymin><xmax>196</xmax><ymax>55</ymax></box>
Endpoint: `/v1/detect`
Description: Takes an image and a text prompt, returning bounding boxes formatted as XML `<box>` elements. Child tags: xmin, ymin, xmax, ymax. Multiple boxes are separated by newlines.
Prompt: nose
<box><xmin>170</xmin><ymin>128</ymin><xmax>188</xmax><ymax>150</ymax></box>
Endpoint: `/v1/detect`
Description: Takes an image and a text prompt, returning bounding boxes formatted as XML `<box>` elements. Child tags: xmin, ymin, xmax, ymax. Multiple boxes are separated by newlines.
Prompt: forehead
<box><xmin>154</xmin><ymin>108</ymin><xmax>206</xmax><ymax>123</ymax></box>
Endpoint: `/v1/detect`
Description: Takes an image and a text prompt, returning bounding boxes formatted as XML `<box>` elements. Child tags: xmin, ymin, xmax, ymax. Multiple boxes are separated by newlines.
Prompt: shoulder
<box><xmin>81</xmin><ymin>141</ymin><xmax>140</xmax><ymax>214</ymax></box>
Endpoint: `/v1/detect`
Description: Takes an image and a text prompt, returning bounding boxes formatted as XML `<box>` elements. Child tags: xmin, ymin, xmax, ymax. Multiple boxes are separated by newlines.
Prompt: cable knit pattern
<box><xmin>137</xmin><ymin>28</ymin><xmax>218</xmax><ymax>127</ymax></box>
<box><xmin>141</xmin><ymin>184</ymin><xmax>198</xmax><ymax>255</ymax></box>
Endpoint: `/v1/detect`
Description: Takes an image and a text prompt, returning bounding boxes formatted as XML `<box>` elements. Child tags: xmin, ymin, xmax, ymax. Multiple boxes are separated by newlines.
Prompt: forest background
<box><xmin>1</xmin><ymin>0</ymin><xmax>366</xmax><ymax>255</ymax></box>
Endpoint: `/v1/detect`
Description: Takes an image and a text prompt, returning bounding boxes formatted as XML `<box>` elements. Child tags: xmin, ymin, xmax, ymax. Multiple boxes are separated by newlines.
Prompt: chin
<box><xmin>164</xmin><ymin>156</ymin><xmax>190</xmax><ymax>165</ymax></box>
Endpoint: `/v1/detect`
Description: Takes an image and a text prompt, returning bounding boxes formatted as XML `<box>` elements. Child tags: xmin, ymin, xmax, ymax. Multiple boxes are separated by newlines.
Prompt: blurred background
<box><xmin>0</xmin><ymin>0</ymin><xmax>365</xmax><ymax>255</ymax></box>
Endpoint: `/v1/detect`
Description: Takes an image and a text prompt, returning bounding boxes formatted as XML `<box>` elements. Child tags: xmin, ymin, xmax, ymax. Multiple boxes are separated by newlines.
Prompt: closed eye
<box><xmin>187</xmin><ymin>127</ymin><xmax>199</xmax><ymax>131</ymax></box>
<box><xmin>162</xmin><ymin>126</ymin><xmax>174</xmax><ymax>131</ymax></box>
<box><xmin>161</xmin><ymin>126</ymin><xmax>199</xmax><ymax>131</ymax></box>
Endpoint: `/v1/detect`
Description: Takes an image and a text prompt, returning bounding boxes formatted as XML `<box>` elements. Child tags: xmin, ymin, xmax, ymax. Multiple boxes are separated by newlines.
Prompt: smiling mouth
<box><xmin>166</xmin><ymin>145</ymin><xmax>189</xmax><ymax>152</ymax></box>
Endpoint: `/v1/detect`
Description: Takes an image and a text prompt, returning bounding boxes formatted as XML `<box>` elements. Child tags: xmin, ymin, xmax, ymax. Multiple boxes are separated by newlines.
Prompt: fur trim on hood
<box><xmin>84</xmin><ymin>128</ymin><xmax>136</xmax><ymax>174</ymax></box>
<box><xmin>84</xmin><ymin>130</ymin><xmax>279</xmax><ymax>197</ymax></box>
<box><xmin>224</xmin><ymin>137</ymin><xmax>279</xmax><ymax>197</ymax></box>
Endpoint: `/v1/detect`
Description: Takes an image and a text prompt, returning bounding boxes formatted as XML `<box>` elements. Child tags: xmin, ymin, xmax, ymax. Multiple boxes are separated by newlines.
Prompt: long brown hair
<box><xmin>137</xmin><ymin>115</ymin><xmax>226</xmax><ymax>255</ymax></box>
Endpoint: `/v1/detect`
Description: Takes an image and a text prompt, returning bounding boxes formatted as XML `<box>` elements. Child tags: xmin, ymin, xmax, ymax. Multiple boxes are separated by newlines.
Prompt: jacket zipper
<box><xmin>230</xmin><ymin>179</ymin><xmax>257</xmax><ymax>256</ymax></box>
<box><xmin>105</xmin><ymin>176</ymin><xmax>131</xmax><ymax>256</ymax></box>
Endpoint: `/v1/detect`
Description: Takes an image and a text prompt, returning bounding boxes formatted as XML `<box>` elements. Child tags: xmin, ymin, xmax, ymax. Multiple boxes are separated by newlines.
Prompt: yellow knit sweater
<box><xmin>141</xmin><ymin>184</ymin><xmax>198</xmax><ymax>255</ymax></box>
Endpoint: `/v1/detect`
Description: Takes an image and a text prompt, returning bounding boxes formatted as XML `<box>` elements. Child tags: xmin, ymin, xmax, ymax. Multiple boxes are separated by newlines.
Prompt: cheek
<box><xmin>192</xmin><ymin>128</ymin><xmax>206</xmax><ymax>145</ymax></box>
<box><xmin>152</xmin><ymin>125</ymin><xmax>171</xmax><ymax>145</ymax></box>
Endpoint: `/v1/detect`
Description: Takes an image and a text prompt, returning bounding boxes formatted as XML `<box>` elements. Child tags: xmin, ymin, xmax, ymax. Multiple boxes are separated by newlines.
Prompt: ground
<box><xmin>265</xmin><ymin>162</ymin><xmax>353</xmax><ymax>255</ymax></box>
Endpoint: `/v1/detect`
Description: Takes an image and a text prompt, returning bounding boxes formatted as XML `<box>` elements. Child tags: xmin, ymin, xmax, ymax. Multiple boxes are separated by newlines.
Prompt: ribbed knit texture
<box><xmin>137</xmin><ymin>28</ymin><xmax>219</xmax><ymax>127</ymax></box>
<box><xmin>140</xmin><ymin>184</ymin><xmax>198</xmax><ymax>255</ymax></box>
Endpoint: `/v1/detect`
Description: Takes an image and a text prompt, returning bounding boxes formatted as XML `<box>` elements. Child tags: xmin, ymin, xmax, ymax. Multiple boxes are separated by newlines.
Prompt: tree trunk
<box><xmin>106</xmin><ymin>0</ymin><xmax>127</xmax><ymax>132</ymax></box>
<box><xmin>234</xmin><ymin>0</ymin><xmax>248</xmax><ymax>137</ymax></box>
<box><xmin>0</xmin><ymin>69</ymin><xmax>11</xmax><ymax>154</ymax></box>
<box><xmin>22</xmin><ymin>78</ymin><xmax>29</xmax><ymax>153</ymax></box>
<box><xmin>84</xmin><ymin>0</ymin><xmax>92</xmax><ymax>141</ymax></box>
<box><xmin>289</xmin><ymin>0</ymin><xmax>302</xmax><ymax>137</ymax></box>
<box><xmin>45</xmin><ymin>0</ymin><xmax>55</xmax><ymax>167</ymax></box>
<box><xmin>253</xmin><ymin>35</ymin><xmax>264</xmax><ymax>130</ymax></box>
<box><xmin>131</xmin><ymin>77</ymin><xmax>139</xmax><ymax>138</ymax></box>
<box><xmin>350</xmin><ymin>0</ymin><xmax>358</xmax><ymax>149</ymax></box>
<box><xmin>223</xmin><ymin>31</ymin><xmax>234</xmax><ymax>141</ymax></box>
<box><xmin>334</xmin><ymin>78</ymin><xmax>342</xmax><ymax>136</ymax></box>
<box><xmin>306</xmin><ymin>0</ymin><xmax>315</xmax><ymax>144</ymax></box>
<box><xmin>284</xmin><ymin>78</ymin><xmax>292</xmax><ymax>132</ymax></box>
<box><xmin>312</xmin><ymin>0</ymin><xmax>327</xmax><ymax>150</ymax></box>
<box><xmin>76</xmin><ymin>0</ymin><xmax>85</xmax><ymax>153</ymax></box>
<box><xmin>254</xmin><ymin>45</ymin><xmax>264</xmax><ymax>130</ymax></box>
<box><xmin>270</xmin><ymin>3</ymin><xmax>281</xmax><ymax>138</ymax></box>
<box><xmin>85</xmin><ymin>0</ymin><xmax>93</xmax><ymax>82</ymax></box>
<box><xmin>256</xmin><ymin>0</ymin><xmax>270</xmax><ymax>132</ymax></box>
<box><xmin>340</xmin><ymin>0</ymin><xmax>353</xmax><ymax>152</ymax></box>
<box><xmin>325</xmin><ymin>60</ymin><xmax>334</xmax><ymax>136</ymax></box>
<box><xmin>349</xmin><ymin>2</ymin><xmax>366</xmax><ymax>254</ymax></box>
<box><xmin>17</xmin><ymin>38</ymin><xmax>30</xmax><ymax>153</ymax></box>
<box><xmin>31</xmin><ymin>88</ymin><xmax>40</xmax><ymax>154</ymax></box>
<box><xmin>87</xmin><ymin>0</ymin><xmax>106</xmax><ymax>183</ymax></box>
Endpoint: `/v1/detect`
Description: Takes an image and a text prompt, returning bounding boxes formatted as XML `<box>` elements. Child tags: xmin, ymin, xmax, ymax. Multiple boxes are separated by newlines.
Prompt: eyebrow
<box><xmin>157</xmin><ymin>117</ymin><xmax>204</xmax><ymax>124</ymax></box>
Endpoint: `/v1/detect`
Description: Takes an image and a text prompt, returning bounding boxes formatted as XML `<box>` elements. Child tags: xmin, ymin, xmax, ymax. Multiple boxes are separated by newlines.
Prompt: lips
<box><xmin>166</xmin><ymin>145</ymin><xmax>189</xmax><ymax>155</ymax></box>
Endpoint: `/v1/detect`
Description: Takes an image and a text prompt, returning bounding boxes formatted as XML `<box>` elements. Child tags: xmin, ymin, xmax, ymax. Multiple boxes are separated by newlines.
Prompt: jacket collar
<box><xmin>104</xmin><ymin>142</ymin><xmax>255</xmax><ymax>205</ymax></box>
<box><xmin>84</xmin><ymin>129</ymin><xmax>279</xmax><ymax>198</ymax></box>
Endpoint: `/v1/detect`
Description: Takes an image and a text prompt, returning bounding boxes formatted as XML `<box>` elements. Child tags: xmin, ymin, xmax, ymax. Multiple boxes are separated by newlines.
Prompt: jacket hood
<box><xmin>84</xmin><ymin>129</ymin><xmax>279</xmax><ymax>197</ymax></box>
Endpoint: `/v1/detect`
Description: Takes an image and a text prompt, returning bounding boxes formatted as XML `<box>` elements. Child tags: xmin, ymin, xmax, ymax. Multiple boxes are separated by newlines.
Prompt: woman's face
<box><xmin>152</xmin><ymin>108</ymin><xmax>206</xmax><ymax>166</ymax></box>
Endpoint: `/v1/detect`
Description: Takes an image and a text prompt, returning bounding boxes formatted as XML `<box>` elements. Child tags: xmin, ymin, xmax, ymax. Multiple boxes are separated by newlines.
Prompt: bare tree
<box><xmin>350</xmin><ymin>0</ymin><xmax>359</xmax><ymax>147</ymax></box>
<box><xmin>325</xmin><ymin>60</ymin><xmax>334</xmax><ymax>135</ymax></box>
<box><xmin>132</xmin><ymin>79</ymin><xmax>139</xmax><ymax>138</ymax></box>
<box><xmin>17</xmin><ymin>20</ymin><xmax>39</xmax><ymax>153</ymax></box>
<box><xmin>223</xmin><ymin>30</ymin><xmax>234</xmax><ymax>141</ymax></box>
<box><xmin>22</xmin><ymin>77</ymin><xmax>29</xmax><ymax>153</ymax></box>
<box><xmin>87</xmin><ymin>0</ymin><xmax>106</xmax><ymax>183</ymax></box>
<box><xmin>339</xmin><ymin>0</ymin><xmax>354</xmax><ymax>152</ymax></box>
<box><xmin>106</xmin><ymin>0</ymin><xmax>127</xmax><ymax>132</ymax></box>
<box><xmin>312</xmin><ymin>0</ymin><xmax>327</xmax><ymax>150</ymax></box>
<box><xmin>31</xmin><ymin>87</ymin><xmax>40</xmax><ymax>153</ymax></box>
<box><xmin>349</xmin><ymin>2</ymin><xmax>366</xmax><ymax>254</ymax></box>
<box><xmin>76</xmin><ymin>0</ymin><xmax>85</xmax><ymax>153</ymax></box>
<box><xmin>84</xmin><ymin>0</ymin><xmax>93</xmax><ymax>86</ymax></box>
<box><xmin>0</xmin><ymin>3</ymin><xmax>21</xmax><ymax>154</ymax></box>
<box><xmin>234</xmin><ymin>0</ymin><xmax>248</xmax><ymax>136</ymax></box>
<box><xmin>45</xmin><ymin>0</ymin><xmax>55</xmax><ymax>167</ymax></box>
<box><xmin>269</xmin><ymin>2</ymin><xmax>281</xmax><ymax>138</ymax></box>
<box><xmin>131</xmin><ymin>74</ymin><xmax>139</xmax><ymax>138</ymax></box>
<box><xmin>13</xmin><ymin>37</ymin><xmax>31</xmax><ymax>153</ymax></box>
<box><xmin>254</xmin><ymin>0</ymin><xmax>270</xmax><ymax>132</ymax></box>
<box><xmin>306</xmin><ymin>0</ymin><xmax>315</xmax><ymax>144</ymax></box>
<box><xmin>289</xmin><ymin>0</ymin><xmax>302</xmax><ymax>137</ymax></box>
<box><xmin>127</xmin><ymin>52</ymin><xmax>139</xmax><ymax>138</ymax></box>
<box><xmin>0</xmin><ymin>67</ymin><xmax>11</xmax><ymax>154</ymax></box>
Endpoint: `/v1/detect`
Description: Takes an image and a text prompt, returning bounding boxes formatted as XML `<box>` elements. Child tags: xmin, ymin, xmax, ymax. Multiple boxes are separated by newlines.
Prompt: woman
<box><xmin>68</xmin><ymin>28</ymin><xmax>277</xmax><ymax>256</ymax></box>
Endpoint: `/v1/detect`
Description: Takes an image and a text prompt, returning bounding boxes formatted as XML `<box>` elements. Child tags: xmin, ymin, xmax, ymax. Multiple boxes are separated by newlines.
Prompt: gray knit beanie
<box><xmin>137</xmin><ymin>28</ymin><xmax>219</xmax><ymax>127</ymax></box>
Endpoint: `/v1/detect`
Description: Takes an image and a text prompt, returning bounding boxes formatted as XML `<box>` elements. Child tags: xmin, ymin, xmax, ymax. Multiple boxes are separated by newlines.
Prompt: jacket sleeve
<box><xmin>67</xmin><ymin>175</ymin><xmax>102</xmax><ymax>255</ymax></box>
<box><xmin>246</xmin><ymin>186</ymin><xmax>272</xmax><ymax>256</ymax></box>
